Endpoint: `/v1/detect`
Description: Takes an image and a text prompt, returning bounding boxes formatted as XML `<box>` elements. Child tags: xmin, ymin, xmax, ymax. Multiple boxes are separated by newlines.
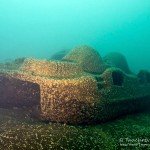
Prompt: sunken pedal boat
<box><xmin>0</xmin><ymin>45</ymin><xmax>150</xmax><ymax>124</ymax></box>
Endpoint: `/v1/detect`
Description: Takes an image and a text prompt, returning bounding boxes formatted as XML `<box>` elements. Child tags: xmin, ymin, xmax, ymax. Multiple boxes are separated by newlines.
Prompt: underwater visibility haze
<box><xmin>0</xmin><ymin>0</ymin><xmax>150</xmax><ymax>150</ymax></box>
<box><xmin>0</xmin><ymin>0</ymin><xmax>150</xmax><ymax>72</ymax></box>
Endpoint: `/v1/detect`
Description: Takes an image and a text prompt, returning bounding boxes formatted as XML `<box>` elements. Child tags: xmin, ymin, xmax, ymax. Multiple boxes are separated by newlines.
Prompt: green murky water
<box><xmin>0</xmin><ymin>1</ymin><xmax>150</xmax><ymax>149</ymax></box>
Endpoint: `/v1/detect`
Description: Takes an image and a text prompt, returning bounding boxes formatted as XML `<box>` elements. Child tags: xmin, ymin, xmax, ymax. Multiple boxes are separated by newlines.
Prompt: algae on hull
<box><xmin>0</xmin><ymin>45</ymin><xmax>150</xmax><ymax>124</ymax></box>
<box><xmin>63</xmin><ymin>45</ymin><xmax>107</xmax><ymax>74</ymax></box>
